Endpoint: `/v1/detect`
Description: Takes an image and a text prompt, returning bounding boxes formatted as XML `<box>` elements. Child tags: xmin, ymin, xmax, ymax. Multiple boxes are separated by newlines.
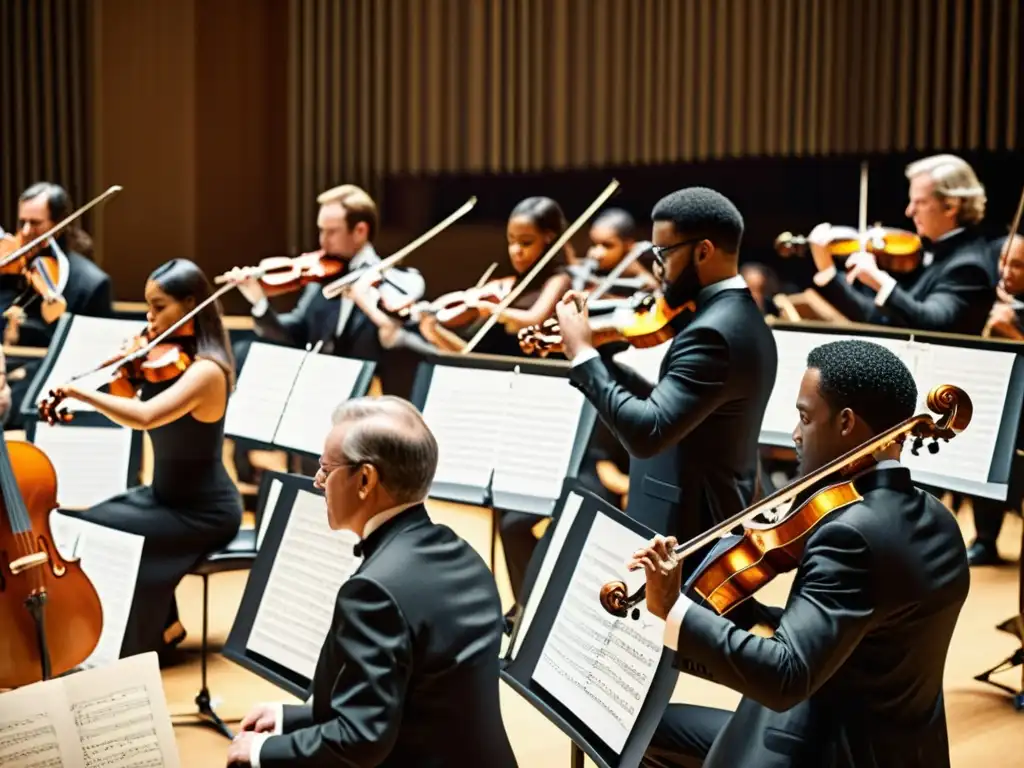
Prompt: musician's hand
<box><xmin>807</xmin><ymin>222</ymin><xmax>834</xmax><ymax>273</ymax></box>
<box><xmin>223</xmin><ymin>267</ymin><xmax>266</xmax><ymax>306</ymax></box>
<box><xmin>0</xmin><ymin>383</ymin><xmax>11</xmax><ymax>421</ymax></box>
<box><xmin>989</xmin><ymin>302</ymin><xmax>1018</xmax><ymax>328</ymax></box>
<box><xmin>554</xmin><ymin>291</ymin><xmax>593</xmax><ymax>361</ymax></box>
<box><xmin>239</xmin><ymin>703</ymin><xmax>278</xmax><ymax>733</ymax></box>
<box><xmin>475</xmin><ymin>299</ymin><xmax>501</xmax><ymax>317</ymax></box>
<box><xmin>628</xmin><ymin>535</ymin><xmax>682</xmax><ymax>621</ymax></box>
<box><xmin>226</xmin><ymin>731</ymin><xmax>256</xmax><ymax>766</ymax></box>
<box><xmin>844</xmin><ymin>251</ymin><xmax>886</xmax><ymax>292</ymax></box>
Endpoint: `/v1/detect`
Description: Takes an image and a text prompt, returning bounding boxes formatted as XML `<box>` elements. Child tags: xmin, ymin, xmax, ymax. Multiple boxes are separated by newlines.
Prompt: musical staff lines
<box><xmin>72</xmin><ymin>686</ymin><xmax>163</xmax><ymax>767</ymax></box>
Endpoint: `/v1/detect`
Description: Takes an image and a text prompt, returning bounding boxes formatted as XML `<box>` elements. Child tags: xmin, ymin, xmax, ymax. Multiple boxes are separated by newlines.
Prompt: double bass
<box><xmin>0</xmin><ymin>423</ymin><xmax>103</xmax><ymax>687</ymax></box>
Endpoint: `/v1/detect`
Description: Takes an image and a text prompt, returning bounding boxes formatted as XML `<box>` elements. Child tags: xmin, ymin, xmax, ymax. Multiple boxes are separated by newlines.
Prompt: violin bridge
<box><xmin>8</xmin><ymin>551</ymin><xmax>49</xmax><ymax>575</ymax></box>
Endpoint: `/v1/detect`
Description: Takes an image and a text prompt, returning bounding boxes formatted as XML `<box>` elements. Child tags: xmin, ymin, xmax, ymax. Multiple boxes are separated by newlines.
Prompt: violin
<box><xmin>600</xmin><ymin>383</ymin><xmax>973</xmax><ymax>621</ymax></box>
<box><xmin>0</xmin><ymin>422</ymin><xmax>103</xmax><ymax>687</ymax></box>
<box><xmin>408</xmin><ymin>276</ymin><xmax>516</xmax><ymax>328</ymax></box>
<box><xmin>517</xmin><ymin>293</ymin><xmax>692</xmax><ymax>357</ymax></box>
<box><xmin>775</xmin><ymin>225</ymin><xmax>923</xmax><ymax>274</ymax></box>
<box><xmin>215</xmin><ymin>250</ymin><xmax>346</xmax><ymax>298</ymax></box>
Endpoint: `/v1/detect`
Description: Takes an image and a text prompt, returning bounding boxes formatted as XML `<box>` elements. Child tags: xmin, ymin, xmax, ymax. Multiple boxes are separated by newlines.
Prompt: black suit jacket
<box><xmin>0</xmin><ymin>249</ymin><xmax>113</xmax><ymax>347</ymax></box>
<box><xmin>671</xmin><ymin>467</ymin><xmax>970</xmax><ymax>768</ymax></box>
<box><xmin>259</xmin><ymin>505</ymin><xmax>517</xmax><ymax>768</ymax></box>
<box><xmin>568</xmin><ymin>286</ymin><xmax>777</xmax><ymax>543</ymax></box>
<box><xmin>817</xmin><ymin>228</ymin><xmax>996</xmax><ymax>335</ymax></box>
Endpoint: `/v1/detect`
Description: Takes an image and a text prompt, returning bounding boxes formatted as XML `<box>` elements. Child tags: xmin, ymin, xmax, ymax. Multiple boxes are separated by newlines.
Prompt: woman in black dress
<box><xmin>54</xmin><ymin>258</ymin><xmax>243</xmax><ymax>659</ymax></box>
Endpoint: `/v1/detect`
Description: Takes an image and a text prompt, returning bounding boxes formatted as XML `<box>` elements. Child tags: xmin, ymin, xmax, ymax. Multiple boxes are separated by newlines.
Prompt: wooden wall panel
<box><xmin>285</xmin><ymin>0</ymin><xmax>1021</xmax><ymax>241</ymax></box>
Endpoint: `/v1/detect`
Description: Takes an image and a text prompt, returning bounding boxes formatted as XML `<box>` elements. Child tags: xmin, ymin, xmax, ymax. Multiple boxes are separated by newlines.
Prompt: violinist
<box><xmin>2</xmin><ymin>182</ymin><xmax>114</xmax><ymax>426</ymax></box>
<box><xmin>229</xmin><ymin>184</ymin><xmax>424</xmax><ymax>398</ymax></box>
<box><xmin>635</xmin><ymin>340</ymin><xmax>969</xmax><ymax>768</ymax></box>
<box><xmin>570</xmin><ymin>208</ymin><xmax>658</xmax><ymax>297</ymax></box>
<box><xmin>47</xmin><ymin>259</ymin><xmax>242</xmax><ymax>660</ymax></box>
<box><xmin>555</xmin><ymin>187</ymin><xmax>777</xmax><ymax>553</ymax></box>
<box><xmin>808</xmin><ymin>154</ymin><xmax>996</xmax><ymax>335</ymax></box>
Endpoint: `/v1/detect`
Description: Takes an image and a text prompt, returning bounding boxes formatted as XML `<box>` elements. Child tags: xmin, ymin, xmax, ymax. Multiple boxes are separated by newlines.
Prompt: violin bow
<box><xmin>462</xmin><ymin>179</ymin><xmax>621</xmax><ymax>354</ymax></box>
<box><xmin>321</xmin><ymin>197</ymin><xmax>478</xmax><ymax>299</ymax></box>
<box><xmin>475</xmin><ymin>261</ymin><xmax>499</xmax><ymax>288</ymax></box>
<box><xmin>585</xmin><ymin>240</ymin><xmax>653</xmax><ymax>305</ymax></box>
<box><xmin>1000</xmin><ymin>184</ymin><xmax>1024</xmax><ymax>267</ymax></box>
<box><xmin>0</xmin><ymin>186</ymin><xmax>123</xmax><ymax>270</ymax></box>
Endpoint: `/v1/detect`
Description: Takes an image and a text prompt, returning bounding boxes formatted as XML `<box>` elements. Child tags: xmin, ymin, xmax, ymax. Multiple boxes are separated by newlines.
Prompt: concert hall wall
<box><xmin>0</xmin><ymin>0</ymin><xmax>1020</xmax><ymax>311</ymax></box>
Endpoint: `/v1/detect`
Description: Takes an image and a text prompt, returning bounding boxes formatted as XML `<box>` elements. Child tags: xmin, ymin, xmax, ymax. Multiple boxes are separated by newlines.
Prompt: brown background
<box><xmin>1</xmin><ymin>0</ymin><xmax>1021</xmax><ymax>314</ymax></box>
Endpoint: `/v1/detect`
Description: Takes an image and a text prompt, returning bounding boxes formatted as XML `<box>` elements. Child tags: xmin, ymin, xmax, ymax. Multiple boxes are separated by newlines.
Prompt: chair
<box><xmin>180</xmin><ymin>527</ymin><xmax>258</xmax><ymax>739</ymax></box>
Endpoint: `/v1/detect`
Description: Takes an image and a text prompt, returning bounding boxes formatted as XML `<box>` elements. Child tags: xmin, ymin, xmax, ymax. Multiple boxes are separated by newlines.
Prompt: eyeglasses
<box><xmin>314</xmin><ymin>460</ymin><xmax>361</xmax><ymax>489</ymax></box>
<box><xmin>650</xmin><ymin>238</ymin><xmax>703</xmax><ymax>268</ymax></box>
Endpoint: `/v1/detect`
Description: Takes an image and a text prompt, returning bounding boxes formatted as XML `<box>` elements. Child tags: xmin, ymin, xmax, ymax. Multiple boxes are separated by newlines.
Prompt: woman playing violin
<box><xmin>49</xmin><ymin>259</ymin><xmax>242</xmax><ymax>659</ymax></box>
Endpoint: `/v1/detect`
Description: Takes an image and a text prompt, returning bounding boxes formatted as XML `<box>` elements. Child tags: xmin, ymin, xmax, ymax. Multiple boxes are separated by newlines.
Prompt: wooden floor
<box><xmin>166</xmin><ymin>498</ymin><xmax>1024</xmax><ymax>767</ymax></box>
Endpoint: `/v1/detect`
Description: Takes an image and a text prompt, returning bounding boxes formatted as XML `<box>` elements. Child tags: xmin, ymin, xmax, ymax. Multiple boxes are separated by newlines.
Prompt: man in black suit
<box><xmin>229</xmin><ymin>396</ymin><xmax>517</xmax><ymax>768</ymax></box>
<box><xmin>554</xmin><ymin>187</ymin><xmax>777</xmax><ymax>550</ymax></box>
<box><xmin>632</xmin><ymin>340</ymin><xmax>970</xmax><ymax>768</ymax></box>
<box><xmin>1</xmin><ymin>182</ymin><xmax>114</xmax><ymax>425</ymax></box>
<box><xmin>808</xmin><ymin>154</ymin><xmax>996</xmax><ymax>335</ymax></box>
<box><xmin>229</xmin><ymin>184</ymin><xmax>424</xmax><ymax>398</ymax></box>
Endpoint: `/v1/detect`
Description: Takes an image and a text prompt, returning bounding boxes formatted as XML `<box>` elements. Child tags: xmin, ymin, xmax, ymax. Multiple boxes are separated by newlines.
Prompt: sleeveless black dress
<box><xmin>60</xmin><ymin>374</ymin><xmax>243</xmax><ymax>657</ymax></box>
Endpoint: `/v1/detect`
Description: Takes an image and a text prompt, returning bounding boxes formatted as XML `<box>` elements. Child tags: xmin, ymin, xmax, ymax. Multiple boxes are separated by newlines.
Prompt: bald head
<box><xmin>330</xmin><ymin>396</ymin><xmax>438</xmax><ymax>503</ymax></box>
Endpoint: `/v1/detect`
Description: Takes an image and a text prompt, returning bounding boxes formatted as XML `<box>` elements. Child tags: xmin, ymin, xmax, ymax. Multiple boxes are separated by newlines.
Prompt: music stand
<box><xmin>223</xmin><ymin>473</ymin><xmax>360</xmax><ymax>699</ymax></box>
<box><xmin>502</xmin><ymin>480</ymin><xmax>677</xmax><ymax>768</ymax></box>
<box><xmin>409</xmin><ymin>352</ymin><xmax>597</xmax><ymax>570</ymax></box>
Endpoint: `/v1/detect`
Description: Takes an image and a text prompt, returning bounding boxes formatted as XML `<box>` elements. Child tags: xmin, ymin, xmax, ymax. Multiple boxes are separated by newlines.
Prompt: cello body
<box><xmin>0</xmin><ymin>439</ymin><xmax>102</xmax><ymax>689</ymax></box>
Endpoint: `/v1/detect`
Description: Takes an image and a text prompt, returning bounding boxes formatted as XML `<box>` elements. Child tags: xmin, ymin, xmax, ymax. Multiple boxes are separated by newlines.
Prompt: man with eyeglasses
<box><xmin>555</xmin><ymin>187</ymin><xmax>778</xmax><ymax>578</ymax></box>
<box><xmin>229</xmin><ymin>396</ymin><xmax>517</xmax><ymax>768</ymax></box>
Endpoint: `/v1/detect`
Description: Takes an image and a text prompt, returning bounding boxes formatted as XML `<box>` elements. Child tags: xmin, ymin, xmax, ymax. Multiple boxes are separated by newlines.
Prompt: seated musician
<box><xmin>571</xmin><ymin>207</ymin><xmax>658</xmax><ymax>296</ymax></box>
<box><xmin>229</xmin><ymin>396</ymin><xmax>517</xmax><ymax>768</ymax></box>
<box><xmin>739</xmin><ymin>261</ymin><xmax>780</xmax><ymax>316</ymax></box>
<box><xmin>228</xmin><ymin>183</ymin><xmax>424</xmax><ymax>399</ymax></box>
<box><xmin>48</xmin><ymin>259</ymin><xmax>242</xmax><ymax>659</ymax></box>
<box><xmin>3</xmin><ymin>182</ymin><xmax>114</xmax><ymax>426</ymax></box>
<box><xmin>967</xmin><ymin>232</ymin><xmax>1024</xmax><ymax>565</ymax></box>
<box><xmin>634</xmin><ymin>340</ymin><xmax>969</xmax><ymax>768</ymax></box>
<box><xmin>808</xmin><ymin>154</ymin><xmax>996</xmax><ymax>334</ymax></box>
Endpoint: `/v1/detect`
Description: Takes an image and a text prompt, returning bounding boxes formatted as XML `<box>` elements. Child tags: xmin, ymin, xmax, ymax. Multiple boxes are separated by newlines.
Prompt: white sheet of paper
<box><xmin>49</xmin><ymin>512</ymin><xmax>144</xmax><ymax>669</ymax></box>
<box><xmin>33</xmin><ymin>317</ymin><xmax>143</xmax><ymax>414</ymax></box>
<box><xmin>0</xmin><ymin>680</ymin><xmax>80</xmax><ymax>767</ymax></box>
<box><xmin>491</xmin><ymin>373</ymin><xmax>588</xmax><ymax>508</ymax></box>
<box><xmin>532</xmin><ymin>513</ymin><xmax>662</xmax><ymax>755</ymax></box>
<box><xmin>224</xmin><ymin>343</ymin><xmax>306</xmax><ymax>443</ymax></box>
<box><xmin>273</xmin><ymin>355</ymin><xmax>365</xmax><ymax>454</ymax></box>
<box><xmin>247</xmin><ymin>490</ymin><xmax>363</xmax><ymax>681</ymax></box>
<box><xmin>31</xmin><ymin>424</ymin><xmax>133</xmax><ymax>509</ymax></box>
<box><xmin>256</xmin><ymin>478</ymin><xmax>285</xmax><ymax>549</ymax></box>
<box><xmin>420</xmin><ymin>366</ymin><xmax>509</xmax><ymax>493</ymax></box>
<box><xmin>510</xmin><ymin>492</ymin><xmax>583</xmax><ymax>660</ymax></box>
<box><xmin>612</xmin><ymin>339</ymin><xmax>673</xmax><ymax>384</ymax></box>
<box><xmin>62</xmin><ymin>653</ymin><xmax>180</xmax><ymax>768</ymax></box>
<box><xmin>901</xmin><ymin>342</ymin><xmax>1016</xmax><ymax>489</ymax></box>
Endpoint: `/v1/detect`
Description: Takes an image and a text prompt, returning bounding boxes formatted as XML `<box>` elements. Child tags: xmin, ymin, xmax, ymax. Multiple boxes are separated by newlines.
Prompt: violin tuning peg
<box><xmin>630</xmin><ymin>608</ymin><xmax>640</xmax><ymax>621</ymax></box>
<box><xmin>910</xmin><ymin>436</ymin><xmax>924</xmax><ymax>456</ymax></box>
<box><xmin>928</xmin><ymin>440</ymin><xmax>939</xmax><ymax>454</ymax></box>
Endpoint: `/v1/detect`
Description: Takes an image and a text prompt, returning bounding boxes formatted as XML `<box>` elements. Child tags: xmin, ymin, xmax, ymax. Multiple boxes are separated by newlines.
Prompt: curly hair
<box><xmin>650</xmin><ymin>187</ymin><xmax>744</xmax><ymax>253</ymax></box>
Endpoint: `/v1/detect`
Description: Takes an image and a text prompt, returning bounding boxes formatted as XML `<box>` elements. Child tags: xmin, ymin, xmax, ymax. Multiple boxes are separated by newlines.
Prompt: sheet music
<box><xmin>0</xmin><ymin>683</ymin><xmax>75</xmax><ymax>767</ymax></box>
<box><xmin>62</xmin><ymin>653</ymin><xmax>179</xmax><ymax>768</ymax></box>
<box><xmin>34</xmin><ymin>316</ymin><xmax>143</xmax><ymax>413</ymax></box>
<box><xmin>32</xmin><ymin>424</ymin><xmax>134</xmax><ymax>509</ymax></box>
<box><xmin>491</xmin><ymin>374</ymin><xmax>588</xmax><ymax>510</ymax></box>
<box><xmin>256</xmin><ymin>478</ymin><xmax>285</xmax><ymax>549</ymax></box>
<box><xmin>420</xmin><ymin>366</ymin><xmax>509</xmax><ymax>495</ymax></box>
<box><xmin>224</xmin><ymin>343</ymin><xmax>306</xmax><ymax>442</ymax></box>
<box><xmin>273</xmin><ymin>355</ymin><xmax>365</xmax><ymax>454</ymax></box>
<box><xmin>247</xmin><ymin>490</ymin><xmax>362</xmax><ymax>680</ymax></box>
<box><xmin>901</xmin><ymin>342</ymin><xmax>1016</xmax><ymax>488</ymax></box>
<box><xmin>532</xmin><ymin>512</ymin><xmax>663</xmax><ymax>754</ymax></box>
<box><xmin>511</xmin><ymin>492</ymin><xmax>583</xmax><ymax>660</ymax></box>
<box><xmin>0</xmin><ymin>653</ymin><xmax>178</xmax><ymax>768</ymax></box>
<box><xmin>49</xmin><ymin>512</ymin><xmax>144</xmax><ymax>668</ymax></box>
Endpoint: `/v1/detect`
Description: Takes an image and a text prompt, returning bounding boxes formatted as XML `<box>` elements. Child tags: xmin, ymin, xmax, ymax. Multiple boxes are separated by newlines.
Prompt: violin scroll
<box><xmin>517</xmin><ymin>317</ymin><xmax>563</xmax><ymax>357</ymax></box>
<box><xmin>925</xmin><ymin>384</ymin><xmax>972</xmax><ymax>436</ymax></box>
<box><xmin>599</xmin><ymin>580</ymin><xmax>643</xmax><ymax>620</ymax></box>
<box><xmin>38</xmin><ymin>389</ymin><xmax>73</xmax><ymax>426</ymax></box>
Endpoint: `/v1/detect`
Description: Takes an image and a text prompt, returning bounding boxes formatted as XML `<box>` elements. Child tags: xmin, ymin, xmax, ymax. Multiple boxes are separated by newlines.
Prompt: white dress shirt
<box><xmin>249</xmin><ymin>500</ymin><xmax>421</xmax><ymax>766</ymax></box>
<box><xmin>662</xmin><ymin>459</ymin><xmax>903</xmax><ymax>650</ymax></box>
<box><xmin>570</xmin><ymin>274</ymin><xmax>748</xmax><ymax>368</ymax></box>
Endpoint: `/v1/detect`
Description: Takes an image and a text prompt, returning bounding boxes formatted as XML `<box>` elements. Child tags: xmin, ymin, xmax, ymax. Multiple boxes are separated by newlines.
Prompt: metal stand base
<box><xmin>571</xmin><ymin>742</ymin><xmax>585</xmax><ymax>767</ymax></box>
<box><xmin>974</xmin><ymin>647</ymin><xmax>1024</xmax><ymax>710</ymax></box>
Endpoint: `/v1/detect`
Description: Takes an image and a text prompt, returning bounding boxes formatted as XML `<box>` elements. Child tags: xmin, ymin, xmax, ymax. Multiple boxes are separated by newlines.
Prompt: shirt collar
<box><xmin>935</xmin><ymin>227</ymin><xmax>964</xmax><ymax>243</ymax></box>
<box><xmin>348</xmin><ymin>242</ymin><xmax>379</xmax><ymax>271</ymax></box>
<box><xmin>697</xmin><ymin>274</ymin><xmax>747</xmax><ymax>304</ymax></box>
<box><xmin>361</xmin><ymin>500</ymin><xmax>419</xmax><ymax>541</ymax></box>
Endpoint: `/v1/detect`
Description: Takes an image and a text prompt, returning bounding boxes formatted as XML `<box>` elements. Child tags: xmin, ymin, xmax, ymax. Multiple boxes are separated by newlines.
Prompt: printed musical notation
<box><xmin>0</xmin><ymin>653</ymin><xmax>179</xmax><ymax>768</ymax></box>
<box><xmin>532</xmin><ymin>513</ymin><xmax>664</xmax><ymax>754</ymax></box>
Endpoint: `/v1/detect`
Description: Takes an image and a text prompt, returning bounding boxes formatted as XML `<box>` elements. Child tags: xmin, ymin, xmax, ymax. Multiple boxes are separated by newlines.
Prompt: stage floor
<box><xmin>165</xmin><ymin>498</ymin><xmax>1023</xmax><ymax>767</ymax></box>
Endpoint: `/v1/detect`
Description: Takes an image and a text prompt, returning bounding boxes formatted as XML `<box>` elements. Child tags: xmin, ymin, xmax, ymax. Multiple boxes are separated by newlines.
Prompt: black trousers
<box><xmin>641</xmin><ymin>705</ymin><xmax>730</xmax><ymax>768</ymax></box>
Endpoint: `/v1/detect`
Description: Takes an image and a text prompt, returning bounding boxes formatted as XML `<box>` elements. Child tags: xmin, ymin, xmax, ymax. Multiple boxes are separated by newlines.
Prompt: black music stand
<box><xmin>409</xmin><ymin>353</ymin><xmax>597</xmax><ymax>572</ymax></box>
<box><xmin>502</xmin><ymin>480</ymin><xmax>677</xmax><ymax>768</ymax></box>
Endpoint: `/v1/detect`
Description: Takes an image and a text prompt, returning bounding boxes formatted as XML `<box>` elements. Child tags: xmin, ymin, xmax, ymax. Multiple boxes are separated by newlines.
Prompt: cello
<box><xmin>0</xmin><ymin>422</ymin><xmax>103</xmax><ymax>688</ymax></box>
<box><xmin>600</xmin><ymin>383</ymin><xmax>972</xmax><ymax>620</ymax></box>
